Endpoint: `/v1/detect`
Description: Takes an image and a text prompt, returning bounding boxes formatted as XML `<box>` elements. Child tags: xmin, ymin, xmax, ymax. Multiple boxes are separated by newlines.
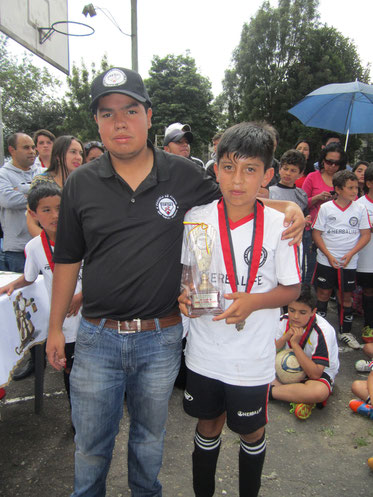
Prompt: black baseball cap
<box><xmin>90</xmin><ymin>67</ymin><xmax>152</xmax><ymax>113</ymax></box>
<box><xmin>164</xmin><ymin>129</ymin><xmax>193</xmax><ymax>146</ymax></box>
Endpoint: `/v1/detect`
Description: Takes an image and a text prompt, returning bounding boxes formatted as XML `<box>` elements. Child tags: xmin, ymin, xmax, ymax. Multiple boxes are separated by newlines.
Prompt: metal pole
<box><xmin>131</xmin><ymin>0</ymin><xmax>138</xmax><ymax>72</ymax></box>
<box><xmin>0</xmin><ymin>88</ymin><xmax>4</xmax><ymax>166</ymax></box>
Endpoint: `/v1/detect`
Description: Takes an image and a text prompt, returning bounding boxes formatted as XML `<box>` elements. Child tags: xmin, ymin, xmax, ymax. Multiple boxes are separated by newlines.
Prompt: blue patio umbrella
<box><xmin>288</xmin><ymin>80</ymin><xmax>373</xmax><ymax>149</ymax></box>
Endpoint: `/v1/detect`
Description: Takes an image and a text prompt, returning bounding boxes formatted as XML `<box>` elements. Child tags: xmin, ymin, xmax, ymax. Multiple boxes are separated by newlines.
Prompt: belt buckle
<box><xmin>117</xmin><ymin>318</ymin><xmax>141</xmax><ymax>334</ymax></box>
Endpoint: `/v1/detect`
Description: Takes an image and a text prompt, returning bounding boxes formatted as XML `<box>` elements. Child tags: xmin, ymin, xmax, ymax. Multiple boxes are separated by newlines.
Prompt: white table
<box><xmin>0</xmin><ymin>272</ymin><xmax>50</xmax><ymax>412</ymax></box>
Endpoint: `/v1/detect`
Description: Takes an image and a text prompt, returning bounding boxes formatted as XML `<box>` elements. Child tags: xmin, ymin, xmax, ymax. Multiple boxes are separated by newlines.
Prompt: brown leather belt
<box><xmin>84</xmin><ymin>311</ymin><xmax>181</xmax><ymax>334</ymax></box>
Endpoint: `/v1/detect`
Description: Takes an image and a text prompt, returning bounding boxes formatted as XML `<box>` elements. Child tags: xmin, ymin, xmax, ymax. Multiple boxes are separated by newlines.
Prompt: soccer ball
<box><xmin>275</xmin><ymin>349</ymin><xmax>306</xmax><ymax>384</ymax></box>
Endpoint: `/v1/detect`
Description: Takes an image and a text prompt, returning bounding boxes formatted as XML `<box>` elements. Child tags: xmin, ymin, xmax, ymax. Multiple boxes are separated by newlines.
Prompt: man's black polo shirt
<box><xmin>54</xmin><ymin>144</ymin><xmax>220</xmax><ymax>320</ymax></box>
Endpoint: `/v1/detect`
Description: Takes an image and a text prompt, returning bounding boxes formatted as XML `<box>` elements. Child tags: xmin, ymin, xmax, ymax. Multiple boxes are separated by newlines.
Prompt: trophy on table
<box><xmin>184</xmin><ymin>223</ymin><xmax>224</xmax><ymax>316</ymax></box>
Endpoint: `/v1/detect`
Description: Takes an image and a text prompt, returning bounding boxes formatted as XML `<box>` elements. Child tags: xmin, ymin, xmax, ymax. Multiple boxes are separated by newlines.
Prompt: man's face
<box><xmin>36</xmin><ymin>134</ymin><xmax>53</xmax><ymax>160</ymax></box>
<box><xmin>94</xmin><ymin>93</ymin><xmax>152</xmax><ymax>161</ymax></box>
<box><xmin>165</xmin><ymin>137</ymin><xmax>190</xmax><ymax>158</ymax></box>
<box><xmin>9</xmin><ymin>134</ymin><xmax>36</xmax><ymax>170</ymax></box>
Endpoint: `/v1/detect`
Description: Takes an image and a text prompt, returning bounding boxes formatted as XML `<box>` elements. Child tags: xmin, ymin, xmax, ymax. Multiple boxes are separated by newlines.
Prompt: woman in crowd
<box><xmin>353</xmin><ymin>160</ymin><xmax>370</xmax><ymax>198</ymax></box>
<box><xmin>302</xmin><ymin>142</ymin><xmax>347</xmax><ymax>223</ymax></box>
<box><xmin>27</xmin><ymin>135</ymin><xmax>84</xmax><ymax>236</ymax></box>
<box><xmin>301</xmin><ymin>143</ymin><xmax>347</xmax><ymax>282</ymax></box>
<box><xmin>294</xmin><ymin>139</ymin><xmax>314</xmax><ymax>188</ymax></box>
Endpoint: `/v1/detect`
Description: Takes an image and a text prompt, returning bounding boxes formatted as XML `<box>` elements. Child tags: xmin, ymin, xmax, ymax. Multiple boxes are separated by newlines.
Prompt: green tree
<box><xmin>58</xmin><ymin>56</ymin><xmax>110</xmax><ymax>142</ymax></box>
<box><xmin>145</xmin><ymin>53</ymin><xmax>217</xmax><ymax>160</ymax></box>
<box><xmin>0</xmin><ymin>35</ymin><xmax>64</xmax><ymax>146</ymax></box>
<box><xmin>219</xmin><ymin>0</ymin><xmax>369</xmax><ymax>157</ymax></box>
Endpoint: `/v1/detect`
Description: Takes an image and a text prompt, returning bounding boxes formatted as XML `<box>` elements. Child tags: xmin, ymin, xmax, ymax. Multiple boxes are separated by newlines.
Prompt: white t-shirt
<box><xmin>356</xmin><ymin>195</ymin><xmax>373</xmax><ymax>273</ymax></box>
<box><xmin>24</xmin><ymin>234</ymin><xmax>82</xmax><ymax>343</ymax></box>
<box><xmin>312</xmin><ymin>200</ymin><xmax>371</xmax><ymax>269</ymax></box>
<box><xmin>276</xmin><ymin>313</ymin><xmax>339</xmax><ymax>382</ymax></box>
<box><xmin>181</xmin><ymin>200</ymin><xmax>301</xmax><ymax>386</ymax></box>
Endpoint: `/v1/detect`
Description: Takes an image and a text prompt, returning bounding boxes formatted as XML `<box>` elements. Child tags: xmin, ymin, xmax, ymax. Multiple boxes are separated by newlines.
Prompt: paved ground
<box><xmin>1</xmin><ymin>304</ymin><xmax>373</xmax><ymax>497</ymax></box>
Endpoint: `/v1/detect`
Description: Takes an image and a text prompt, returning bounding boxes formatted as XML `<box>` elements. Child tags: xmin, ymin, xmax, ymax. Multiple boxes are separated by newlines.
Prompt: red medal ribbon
<box><xmin>41</xmin><ymin>230</ymin><xmax>55</xmax><ymax>273</ymax></box>
<box><xmin>217</xmin><ymin>198</ymin><xmax>264</xmax><ymax>294</ymax></box>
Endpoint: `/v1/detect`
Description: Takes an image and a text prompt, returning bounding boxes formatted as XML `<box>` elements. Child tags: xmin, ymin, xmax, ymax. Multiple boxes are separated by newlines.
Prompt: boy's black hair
<box><xmin>280</xmin><ymin>149</ymin><xmax>306</xmax><ymax>174</ymax></box>
<box><xmin>216</xmin><ymin>122</ymin><xmax>274</xmax><ymax>170</ymax></box>
<box><xmin>294</xmin><ymin>283</ymin><xmax>317</xmax><ymax>311</ymax></box>
<box><xmin>318</xmin><ymin>142</ymin><xmax>347</xmax><ymax>171</ymax></box>
<box><xmin>363</xmin><ymin>164</ymin><xmax>373</xmax><ymax>193</ymax></box>
<box><xmin>332</xmin><ymin>169</ymin><xmax>358</xmax><ymax>190</ymax></box>
<box><xmin>321</xmin><ymin>132</ymin><xmax>341</xmax><ymax>146</ymax></box>
<box><xmin>28</xmin><ymin>182</ymin><xmax>62</xmax><ymax>212</ymax></box>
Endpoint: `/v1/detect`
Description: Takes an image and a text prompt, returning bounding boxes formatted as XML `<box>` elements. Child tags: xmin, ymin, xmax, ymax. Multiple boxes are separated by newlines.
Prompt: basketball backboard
<box><xmin>0</xmin><ymin>0</ymin><xmax>69</xmax><ymax>74</ymax></box>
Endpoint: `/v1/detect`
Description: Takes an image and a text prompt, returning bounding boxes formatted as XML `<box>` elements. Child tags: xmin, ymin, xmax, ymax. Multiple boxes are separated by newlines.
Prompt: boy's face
<box><xmin>335</xmin><ymin>179</ymin><xmax>358</xmax><ymax>203</ymax></box>
<box><xmin>214</xmin><ymin>154</ymin><xmax>273</xmax><ymax>214</ymax></box>
<box><xmin>30</xmin><ymin>196</ymin><xmax>60</xmax><ymax>235</ymax></box>
<box><xmin>279</xmin><ymin>163</ymin><xmax>301</xmax><ymax>187</ymax></box>
<box><xmin>288</xmin><ymin>301</ymin><xmax>316</xmax><ymax>329</ymax></box>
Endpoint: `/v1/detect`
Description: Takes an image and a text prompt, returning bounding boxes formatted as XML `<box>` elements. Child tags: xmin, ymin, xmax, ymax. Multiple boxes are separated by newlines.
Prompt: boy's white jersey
<box><xmin>24</xmin><ymin>235</ymin><xmax>82</xmax><ymax>343</ymax></box>
<box><xmin>181</xmin><ymin>200</ymin><xmax>301</xmax><ymax>386</ymax></box>
<box><xmin>275</xmin><ymin>313</ymin><xmax>339</xmax><ymax>382</ymax></box>
<box><xmin>356</xmin><ymin>195</ymin><xmax>373</xmax><ymax>273</ymax></box>
<box><xmin>312</xmin><ymin>200</ymin><xmax>371</xmax><ymax>269</ymax></box>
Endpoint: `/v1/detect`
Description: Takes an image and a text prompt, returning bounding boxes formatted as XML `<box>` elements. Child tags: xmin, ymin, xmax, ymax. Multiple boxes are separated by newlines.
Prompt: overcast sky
<box><xmin>5</xmin><ymin>0</ymin><xmax>373</xmax><ymax>97</ymax></box>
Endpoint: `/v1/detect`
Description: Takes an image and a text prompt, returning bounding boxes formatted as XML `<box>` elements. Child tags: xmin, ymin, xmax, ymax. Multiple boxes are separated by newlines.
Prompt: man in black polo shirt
<box><xmin>47</xmin><ymin>67</ymin><xmax>303</xmax><ymax>497</ymax></box>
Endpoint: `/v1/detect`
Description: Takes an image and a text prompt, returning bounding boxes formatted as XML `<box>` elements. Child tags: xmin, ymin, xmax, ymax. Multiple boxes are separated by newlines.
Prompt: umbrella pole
<box><xmin>344</xmin><ymin>129</ymin><xmax>350</xmax><ymax>151</ymax></box>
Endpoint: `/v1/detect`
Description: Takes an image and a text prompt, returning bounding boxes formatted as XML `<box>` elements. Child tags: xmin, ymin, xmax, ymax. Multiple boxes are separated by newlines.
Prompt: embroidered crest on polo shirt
<box><xmin>103</xmin><ymin>68</ymin><xmax>127</xmax><ymax>87</ymax></box>
<box><xmin>156</xmin><ymin>195</ymin><xmax>178</xmax><ymax>219</ymax></box>
<box><xmin>349</xmin><ymin>216</ymin><xmax>358</xmax><ymax>227</ymax></box>
<box><xmin>244</xmin><ymin>246</ymin><xmax>268</xmax><ymax>268</ymax></box>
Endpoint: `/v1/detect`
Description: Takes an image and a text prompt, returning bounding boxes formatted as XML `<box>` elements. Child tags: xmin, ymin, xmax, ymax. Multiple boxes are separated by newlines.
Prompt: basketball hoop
<box><xmin>38</xmin><ymin>21</ymin><xmax>95</xmax><ymax>44</ymax></box>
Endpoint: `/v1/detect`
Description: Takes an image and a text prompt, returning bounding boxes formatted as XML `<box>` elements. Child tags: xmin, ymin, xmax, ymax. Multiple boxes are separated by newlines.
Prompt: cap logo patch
<box><xmin>103</xmin><ymin>68</ymin><xmax>127</xmax><ymax>87</ymax></box>
<box><xmin>156</xmin><ymin>195</ymin><xmax>178</xmax><ymax>219</ymax></box>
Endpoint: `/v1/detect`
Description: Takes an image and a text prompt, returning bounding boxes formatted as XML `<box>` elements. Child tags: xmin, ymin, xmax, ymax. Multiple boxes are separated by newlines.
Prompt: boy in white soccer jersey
<box><xmin>356</xmin><ymin>165</ymin><xmax>373</xmax><ymax>345</ymax></box>
<box><xmin>178</xmin><ymin>122</ymin><xmax>302</xmax><ymax>497</ymax></box>
<box><xmin>312</xmin><ymin>170</ymin><xmax>371</xmax><ymax>349</ymax></box>
<box><xmin>0</xmin><ymin>183</ymin><xmax>82</xmax><ymax>400</ymax></box>
<box><xmin>271</xmin><ymin>284</ymin><xmax>339</xmax><ymax>420</ymax></box>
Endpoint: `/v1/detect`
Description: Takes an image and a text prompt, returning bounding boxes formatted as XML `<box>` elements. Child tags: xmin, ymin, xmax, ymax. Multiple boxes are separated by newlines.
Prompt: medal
<box><xmin>218</xmin><ymin>199</ymin><xmax>264</xmax><ymax>332</ymax></box>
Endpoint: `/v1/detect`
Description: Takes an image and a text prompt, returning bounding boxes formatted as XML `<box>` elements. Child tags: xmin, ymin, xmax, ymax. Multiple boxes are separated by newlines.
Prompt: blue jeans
<box><xmin>70</xmin><ymin>317</ymin><xmax>183</xmax><ymax>497</ymax></box>
<box><xmin>0</xmin><ymin>250</ymin><xmax>26</xmax><ymax>272</ymax></box>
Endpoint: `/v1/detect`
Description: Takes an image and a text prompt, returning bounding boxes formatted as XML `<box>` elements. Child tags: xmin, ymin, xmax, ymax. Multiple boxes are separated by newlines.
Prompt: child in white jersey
<box><xmin>178</xmin><ymin>122</ymin><xmax>301</xmax><ymax>497</ymax></box>
<box><xmin>0</xmin><ymin>183</ymin><xmax>82</xmax><ymax>401</ymax></box>
<box><xmin>271</xmin><ymin>284</ymin><xmax>339</xmax><ymax>420</ymax></box>
<box><xmin>356</xmin><ymin>165</ymin><xmax>373</xmax><ymax>344</ymax></box>
<box><xmin>312</xmin><ymin>170</ymin><xmax>371</xmax><ymax>349</ymax></box>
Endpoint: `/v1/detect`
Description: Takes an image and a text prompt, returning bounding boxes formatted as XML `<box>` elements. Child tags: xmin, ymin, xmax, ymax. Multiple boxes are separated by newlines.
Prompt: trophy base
<box><xmin>189</xmin><ymin>290</ymin><xmax>224</xmax><ymax>316</ymax></box>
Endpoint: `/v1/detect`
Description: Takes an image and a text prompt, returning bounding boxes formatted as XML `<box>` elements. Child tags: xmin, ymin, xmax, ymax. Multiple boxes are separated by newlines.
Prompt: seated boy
<box><xmin>270</xmin><ymin>284</ymin><xmax>339</xmax><ymax>420</ymax></box>
<box><xmin>0</xmin><ymin>183</ymin><xmax>82</xmax><ymax>400</ymax></box>
<box><xmin>179</xmin><ymin>122</ymin><xmax>301</xmax><ymax>497</ymax></box>
<box><xmin>312</xmin><ymin>170</ymin><xmax>371</xmax><ymax>349</ymax></box>
<box><xmin>349</xmin><ymin>368</ymin><xmax>373</xmax><ymax>419</ymax></box>
<box><xmin>269</xmin><ymin>149</ymin><xmax>311</xmax><ymax>281</ymax></box>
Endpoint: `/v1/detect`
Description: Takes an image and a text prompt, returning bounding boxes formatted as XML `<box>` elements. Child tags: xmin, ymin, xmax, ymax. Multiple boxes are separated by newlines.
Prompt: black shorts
<box><xmin>183</xmin><ymin>368</ymin><xmax>269</xmax><ymax>434</ymax></box>
<box><xmin>356</xmin><ymin>271</ymin><xmax>373</xmax><ymax>289</ymax></box>
<box><xmin>314</xmin><ymin>263</ymin><xmax>356</xmax><ymax>292</ymax></box>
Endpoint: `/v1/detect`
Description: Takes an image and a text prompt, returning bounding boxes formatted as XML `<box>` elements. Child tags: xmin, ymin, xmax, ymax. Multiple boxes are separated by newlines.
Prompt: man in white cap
<box><xmin>163</xmin><ymin>122</ymin><xmax>204</xmax><ymax>167</ymax></box>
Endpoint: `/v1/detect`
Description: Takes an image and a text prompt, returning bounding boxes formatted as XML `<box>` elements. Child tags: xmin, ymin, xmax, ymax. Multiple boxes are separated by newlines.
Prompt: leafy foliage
<box><xmin>219</xmin><ymin>0</ymin><xmax>370</xmax><ymax>159</ymax></box>
<box><xmin>58</xmin><ymin>56</ymin><xmax>110</xmax><ymax>142</ymax></box>
<box><xmin>0</xmin><ymin>35</ymin><xmax>64</xmax><ymax>146</ymax></box>
<box><xmin>145</xmin><ymin>53</ymin><xmax>217</xmax><ymax>160</ymax></box>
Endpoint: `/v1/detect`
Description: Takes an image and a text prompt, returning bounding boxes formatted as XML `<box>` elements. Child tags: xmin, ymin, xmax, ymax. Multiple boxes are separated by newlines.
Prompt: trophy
<box><xmin>185</xmin><ymin>223</ymin><xmax>224</xmax><ymax>316</ymax></box>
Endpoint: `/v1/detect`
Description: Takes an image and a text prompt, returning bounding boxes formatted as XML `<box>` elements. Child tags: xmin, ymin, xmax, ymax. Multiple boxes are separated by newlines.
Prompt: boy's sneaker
<box><xmin>291</xmin><ymin>402</ymin><xmax>315</xmax><ymax>420</ymax></box>
<box><xmin>349</xmin><ymin>400</ymin><xmax>373</xmax><ymax>419</ymax></box>
<box><xmin>338</xmin><ymin>332</ymin><xmax>361</xmax><ymax>349</ymax></box>
<box><xmin>355</xmin><ymin>360</ymin><xmax>373</xmax><ymax>372</ymax></box>
<box><xmin>362</xmin><ymin>326</ymin><xmax>373</xmax><ymax>343</ymax></box>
